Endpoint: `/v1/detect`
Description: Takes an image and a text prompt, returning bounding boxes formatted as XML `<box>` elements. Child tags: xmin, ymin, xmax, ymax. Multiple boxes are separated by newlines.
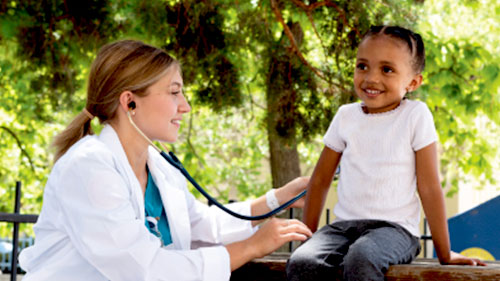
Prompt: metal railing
<box><xmin>0</xmin><ymin>181</ymin><xmax>38</xmax><ymax>281</ymax></box>
<box><xmin>0</xmin><ymin>236</ymin><xmax>34</xmax><ymax>272</ymax></box>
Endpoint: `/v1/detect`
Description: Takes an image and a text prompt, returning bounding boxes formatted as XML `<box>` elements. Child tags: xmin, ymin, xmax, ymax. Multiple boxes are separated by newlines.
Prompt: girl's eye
<box><xmin>382</xmin><ymin>66</ymin><xmax>394</xmax><ymax>73</ymax></box>
<box><xmin>356</xmin><ymin>63</ymin><xmax>367</xmax><ymax>70</ymax></box>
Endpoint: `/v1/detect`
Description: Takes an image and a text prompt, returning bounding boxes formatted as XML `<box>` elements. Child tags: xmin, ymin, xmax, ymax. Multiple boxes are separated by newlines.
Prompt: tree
<box><xmin>216</xmin><ymin>0</ymin><xmax>420</xmax><ymax>189</ymax></box>
<box><xmin>0</xmin><ymin>0</ymin><xmax>498</xmax><ymax>238</ymax></box>
<box><xmin>0</xmin><ymin>0</ymin><xmax>119</xmax><ymax>236</ymax></box>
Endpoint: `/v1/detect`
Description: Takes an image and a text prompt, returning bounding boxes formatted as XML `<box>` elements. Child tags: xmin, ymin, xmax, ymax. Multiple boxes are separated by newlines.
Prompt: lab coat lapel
<box><xmin>148</xmin><ymin>148</ymin><xmax>191</xmax><ymax>250</ymax></box>
<box><xmin>98</xmin><ymin>125</ymin><xmax>145</xmax><ymax>221</ymax></box>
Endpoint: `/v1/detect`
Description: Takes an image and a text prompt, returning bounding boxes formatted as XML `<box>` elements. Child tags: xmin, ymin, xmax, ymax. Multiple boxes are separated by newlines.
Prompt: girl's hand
<box><xmin>249</xmin><ymin>218</ymin><xmax>312</xmax><ymax>258</ymax></box>
<box><xmin>276</xmin><ymin>176</ymin><xmax>310</xmax><ymax>209</ymax></box>
<box><xmin>443</xmin><ymin>251</ymin><xmax>487</xmax><ymax>266</ymax></box>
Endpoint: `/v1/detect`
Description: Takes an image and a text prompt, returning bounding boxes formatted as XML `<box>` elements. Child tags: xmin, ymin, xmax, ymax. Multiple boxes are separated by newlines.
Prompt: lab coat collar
<box><xmin>147</xmin><ymin>150</ymin><xmax>191</xmax><ymax>250</ymax></box>
<box><xmin>98</xmin><ymin>125</ymin><xmax>146</xmax><ymax>221</ymax></box>
<box><xmin>98</xmin><ymin>125</ymin><xmax>191</xmax><ymax>250</ymax></box>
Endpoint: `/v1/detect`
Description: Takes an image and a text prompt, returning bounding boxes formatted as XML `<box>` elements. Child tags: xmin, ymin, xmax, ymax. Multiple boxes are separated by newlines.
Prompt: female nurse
<box><xmin>19</xmin><ymin>40</ymin><xmax>312</xmax><ymax>281</ymax></box>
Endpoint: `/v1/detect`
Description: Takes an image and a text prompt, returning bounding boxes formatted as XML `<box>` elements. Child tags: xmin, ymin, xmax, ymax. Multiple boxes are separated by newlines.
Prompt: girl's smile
<box><xmin>362</xmin><ymin>88</ymin><xmax>383</xmax><ymax>98</ymax></box>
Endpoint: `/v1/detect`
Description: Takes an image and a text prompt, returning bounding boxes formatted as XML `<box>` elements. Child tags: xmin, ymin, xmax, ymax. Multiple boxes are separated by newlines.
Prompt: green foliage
<box><xmin>0</xmin><ymin>0</ymin><xmax>117</xmax><ymax>115</ymax></box>
<box><xmin>0</xmin><ymin>0</ymin><xmax>115</xmax><ymax>236</ymax></box>
<box><xmin>0</xmin><ymin>0</ymin><xmax>498</xmax><ymax>238</ymax></box>
<box><xmin>417</xmin><ymin>0</ymin><xmax>500</xmax><ymax>196</ymax></box>
<box><xmin>231</xmin><ymin>0</ymin><xmax>421</xmax><ymax>142</ymax></box>
<box><xmin>162</xmin><ymin>1</ymin><xmax>243</xmax><ymax>110</ymax></box>
<box><xmin>171</xmin><ymin>105</ymin><xmax>271</xmax><ymax>202</ymax></box>
<box><xmin>422</xmin><ymin>39</ymin><xmax>500</xmax><ymax>195</ymax></box>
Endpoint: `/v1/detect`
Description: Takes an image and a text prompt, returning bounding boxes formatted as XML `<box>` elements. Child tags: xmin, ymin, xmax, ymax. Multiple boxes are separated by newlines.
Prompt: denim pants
<box><xmin>286</xmin><ymin>219</ymin><xmax>421</xmax><ymax>281</ymax></box>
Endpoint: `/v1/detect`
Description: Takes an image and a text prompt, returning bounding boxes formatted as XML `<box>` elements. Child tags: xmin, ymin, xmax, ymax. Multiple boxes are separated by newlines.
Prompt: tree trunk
<box><xmin>267</xmin><ymin>100</ymin><xmax>301</xmax><ymax>189</ymax></box>
<box><xmin>266</xmin><ymin>81</ymin><xmax>303</xmax><ymax>253</ymax></box>
<box><xmin>266</xmin><ymin>21</ymin><xmax>304</xmax><ymax>189</ymax></box>
<box><xmin>265</xmin><ymin>22</ymin><xmax>305</xmax><ymax>252</ymax></box>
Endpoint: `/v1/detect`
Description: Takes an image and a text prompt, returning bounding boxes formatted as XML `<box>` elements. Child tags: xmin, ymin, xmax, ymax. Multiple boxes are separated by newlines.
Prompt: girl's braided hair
<box><xmin>362</xmin><ymin>26</ymin><xmax>425</xmax><ymax>74</ymax></box>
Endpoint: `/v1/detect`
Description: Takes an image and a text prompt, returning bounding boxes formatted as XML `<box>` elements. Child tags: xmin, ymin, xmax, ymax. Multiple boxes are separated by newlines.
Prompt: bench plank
<box><xmin>386</xmin><ymin>259</ymin><xmax>500</xmax><ymax>281</ymax></box>
<box><xmin>231</xmin><ymin>255</ymin><xmax>500</xmax><ymax>281</ymax></box>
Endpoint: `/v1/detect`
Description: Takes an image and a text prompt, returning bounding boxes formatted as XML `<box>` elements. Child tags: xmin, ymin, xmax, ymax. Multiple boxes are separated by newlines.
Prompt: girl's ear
<box><xmin>407</xmin><ymin>73</ymin><xmax>423</xmax><ymax>93</ymax></box>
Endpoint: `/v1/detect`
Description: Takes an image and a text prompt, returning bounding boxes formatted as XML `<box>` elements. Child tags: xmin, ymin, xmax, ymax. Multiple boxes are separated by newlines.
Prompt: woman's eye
<box><xmin>356</xmin><ymin>63</ymin><xmax>367</xmax><ymax>70</ymax></box>
<box><xmin>382</xmin><ymin>66</ymin><xmax>394</xmax><ymax>73</ymax></box>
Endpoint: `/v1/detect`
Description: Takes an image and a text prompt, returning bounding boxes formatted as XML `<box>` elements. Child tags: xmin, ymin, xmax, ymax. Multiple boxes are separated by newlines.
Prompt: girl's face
<box><xmin>134</xmin><ymin>68</ymin><xmax>191</xmax><ymax>143</ymax></box>
<box><xmin>354</xmin><ymin>35</ymin><xmax>422</xmax><ymax>113</ymax></box>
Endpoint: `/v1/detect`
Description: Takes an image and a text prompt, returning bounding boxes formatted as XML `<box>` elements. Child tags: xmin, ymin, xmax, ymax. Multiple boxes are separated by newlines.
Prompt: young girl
<box><xmin>286</xmin><ymin>26</ymin><xmax>485</xmax><ymax>281</ymax></box>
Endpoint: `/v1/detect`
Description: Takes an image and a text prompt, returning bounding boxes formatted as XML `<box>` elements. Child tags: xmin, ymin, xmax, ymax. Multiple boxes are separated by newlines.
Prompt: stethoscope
<box><xmin>127</xmin><ymin>102</ymin><xmax>306</xmax><ymax>221</ymax></box>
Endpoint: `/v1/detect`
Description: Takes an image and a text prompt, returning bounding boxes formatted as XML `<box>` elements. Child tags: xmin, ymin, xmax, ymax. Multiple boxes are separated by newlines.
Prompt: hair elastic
<box><xmin>83</xmin><ymin>108</ymin><xmax>95</xmax><ymax>120</ymax></box>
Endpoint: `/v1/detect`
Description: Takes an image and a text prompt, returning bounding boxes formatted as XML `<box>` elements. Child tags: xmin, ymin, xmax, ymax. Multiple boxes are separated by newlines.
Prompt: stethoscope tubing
<box><xmin>127</xmin><ymin>109</ymin><xmax>306</xmax><ymax>221</ymax></box>
<box><xmin>160</xmin><ymin>151</ymin><xmax>306</xmax><ymax>221</ymax></box>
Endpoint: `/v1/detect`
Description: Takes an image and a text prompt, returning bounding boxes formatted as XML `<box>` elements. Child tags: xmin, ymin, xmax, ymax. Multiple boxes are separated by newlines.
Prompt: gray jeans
<box><xmin>286</xmin><ymin>219</ymin><xmax>421</xmax><ymax>281</ymax></box>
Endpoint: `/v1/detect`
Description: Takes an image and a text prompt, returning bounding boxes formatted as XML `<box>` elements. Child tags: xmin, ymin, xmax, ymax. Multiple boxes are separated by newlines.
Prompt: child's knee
<box><xmin>286</xmin><ymin>246</ymin><xmax>323</xmax><ymax>277</ymax></box>
<box><xmin>343</xmin><ymin>242</ymin><xmax>378</xmax><ymax>269</ymax></box>
<box><xmin>286</xmin><ymin>255</ymin><xmax>307</xmax><ymax>280</ymax></box>
<box><xmin>343</xmin><ymin>243</ymin><xmax>386</xmax><ymax>280</ymax></box>
<box><xmin>287</xmin><ymin>247</ymin><xmax>312</xmax><ymax>271</ymax></box>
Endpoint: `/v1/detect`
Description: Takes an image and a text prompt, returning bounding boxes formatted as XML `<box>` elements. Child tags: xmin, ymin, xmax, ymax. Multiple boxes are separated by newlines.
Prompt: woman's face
<box><xmin>133</xmin><ymin>68</ymin><xmax>191</xmax><ymax>143</ymax></box>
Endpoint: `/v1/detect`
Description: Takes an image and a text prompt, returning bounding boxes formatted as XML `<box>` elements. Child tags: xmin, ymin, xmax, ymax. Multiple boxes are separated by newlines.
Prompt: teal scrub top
<box><xmin>144</xmin><ymin>166</ymin><xmax>172</xmax><ymax>246</ymax></box>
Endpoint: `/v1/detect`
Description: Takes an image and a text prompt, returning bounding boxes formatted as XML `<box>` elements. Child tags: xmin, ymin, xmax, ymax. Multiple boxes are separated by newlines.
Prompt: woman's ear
<box><xmin>407</xmin><ymin>73</ymin><xmax>423</xmax><ymax>93</ymax></box>
<box><xmin>118</xmin><ymin>91</ymin><xmax>135</xmax><ymax>113</ymax></box>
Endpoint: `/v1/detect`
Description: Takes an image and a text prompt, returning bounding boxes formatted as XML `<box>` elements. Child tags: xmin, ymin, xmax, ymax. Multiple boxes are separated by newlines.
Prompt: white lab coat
<box><xmin>19</xmin><ymin>125</ymin><xmax>256</xmax><ymax>281</ymax></box>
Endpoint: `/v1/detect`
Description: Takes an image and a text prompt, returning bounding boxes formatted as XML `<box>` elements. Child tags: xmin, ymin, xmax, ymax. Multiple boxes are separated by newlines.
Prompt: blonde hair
<box><xmin>52</xmin><ymin>40</ymin><xmax>179</xmax><ymax>162</ymax></box>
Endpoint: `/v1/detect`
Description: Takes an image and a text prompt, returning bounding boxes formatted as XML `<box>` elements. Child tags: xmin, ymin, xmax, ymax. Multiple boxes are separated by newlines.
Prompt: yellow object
<box><xmin>460</xmin><ymin>247</ymin><xmax>495</xmax><ymax>261</ymax></box>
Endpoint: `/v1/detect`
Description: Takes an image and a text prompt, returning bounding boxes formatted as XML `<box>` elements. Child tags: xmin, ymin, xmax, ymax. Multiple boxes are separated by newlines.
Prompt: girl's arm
<box><xmin>416</xmin><ymin>142</ymin><xmax>485</xmax><ymax>266</ymax></box>
<box><xmin>249</xmin><ymin>176</ymin><xmax>309</xmax><ymax>227</ymax></box>
<box><xmin>303</xmin><ymin>146</ymin><xmax>342</xmax><ymax>232</ymax></box>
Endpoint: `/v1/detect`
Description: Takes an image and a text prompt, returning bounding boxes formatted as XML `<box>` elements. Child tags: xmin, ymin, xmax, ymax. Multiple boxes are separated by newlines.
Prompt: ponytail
<box><xmin>52</xmin><ymin>110</ymin><xmax>94</xmax><ymax>162</ymax></box>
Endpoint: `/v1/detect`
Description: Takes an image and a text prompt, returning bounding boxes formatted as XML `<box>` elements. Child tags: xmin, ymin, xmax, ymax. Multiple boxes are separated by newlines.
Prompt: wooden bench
<box><xmin>230</xmin><ymin>253</ymin><xmax>500</xmax><ymax>281</ymax></box>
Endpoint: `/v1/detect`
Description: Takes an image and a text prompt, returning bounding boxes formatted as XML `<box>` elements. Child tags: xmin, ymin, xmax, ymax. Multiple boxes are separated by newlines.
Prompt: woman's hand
<box><xmin>226</xmin><ymin>218</ymin><xmax>312</xmax><ymax>271</ymax></box>
<box><xmin>275</xmin><ymin>176</ymin><xmax>310</xmax><ymax>209</ymax></box>
<box><xmin>251</xmin><ymin>218</ymin><xmax>312</xmax><ymax>257</ymax></box>
<box><xmin>441</xmin><ymin>251</ymin><xmax>487</xmax><ymax>266</ymax></box>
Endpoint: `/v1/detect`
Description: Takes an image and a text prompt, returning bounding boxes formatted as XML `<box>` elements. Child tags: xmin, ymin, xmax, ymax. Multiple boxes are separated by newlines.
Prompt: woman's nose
<box><xmin>179</xmin><ymin>94</ymin><xmax>191</xmax><ymax>114</ymax></box>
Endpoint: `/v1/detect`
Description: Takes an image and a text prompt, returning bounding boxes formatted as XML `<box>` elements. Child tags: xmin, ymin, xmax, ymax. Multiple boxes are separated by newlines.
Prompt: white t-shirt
<box><xmin>323</xmin><ymin>99</ymin><xmax>438</xmax><ymax>237</ymax></box>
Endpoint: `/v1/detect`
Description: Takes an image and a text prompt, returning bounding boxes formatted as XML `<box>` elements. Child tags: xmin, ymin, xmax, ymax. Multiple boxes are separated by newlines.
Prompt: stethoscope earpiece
<box><xmin>128</xmin><ymin>101</ymin><xmax>136</xmax><ymax>110</ymax></box>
